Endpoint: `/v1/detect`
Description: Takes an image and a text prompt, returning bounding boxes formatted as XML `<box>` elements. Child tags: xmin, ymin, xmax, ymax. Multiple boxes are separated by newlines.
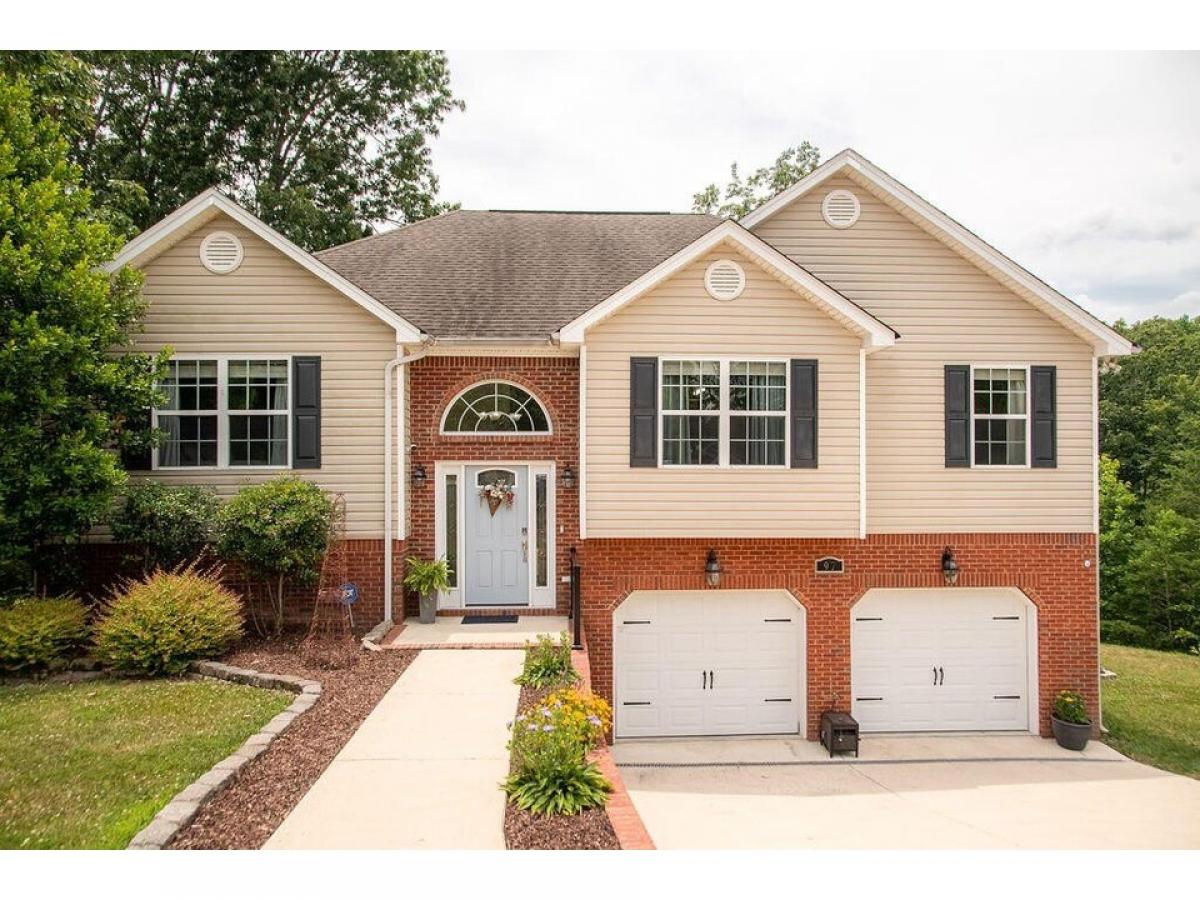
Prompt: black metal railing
<box><xmin>569</xmin><ymin>545</ymin><xmax>582</xmax><ymax>649</ymax></box>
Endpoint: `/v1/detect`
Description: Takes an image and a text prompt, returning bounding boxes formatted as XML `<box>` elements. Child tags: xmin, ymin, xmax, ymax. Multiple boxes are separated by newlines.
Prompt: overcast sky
<box><xmin>429</xmin><ymin>50</ymin><xmax>1200</xmax><ymax>326</ymax></box>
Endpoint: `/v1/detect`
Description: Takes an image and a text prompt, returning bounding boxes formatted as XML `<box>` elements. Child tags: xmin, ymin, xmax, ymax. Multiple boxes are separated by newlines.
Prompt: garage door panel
<box><xmin>614</xmin><ymin>590</ymin><xmax>805</xmax><ymax>739</ymax></box>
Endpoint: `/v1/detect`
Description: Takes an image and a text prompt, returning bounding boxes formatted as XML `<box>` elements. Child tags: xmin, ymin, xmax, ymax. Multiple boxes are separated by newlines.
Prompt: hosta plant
<box><xmin>515</xmin><ymin>631</ymin><xmax>577</xmax><ymax>688</ymax></box>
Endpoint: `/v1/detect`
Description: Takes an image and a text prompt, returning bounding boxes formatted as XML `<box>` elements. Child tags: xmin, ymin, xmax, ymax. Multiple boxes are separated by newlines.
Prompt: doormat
<box><xmin>461</xmin><ymin>614</ymin><xmax>519</xmax><ymax>624</ymax></box>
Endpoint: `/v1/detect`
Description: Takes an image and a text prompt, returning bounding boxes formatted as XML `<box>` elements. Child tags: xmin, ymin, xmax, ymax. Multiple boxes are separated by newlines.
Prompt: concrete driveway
<box><xmin>614</xmin><ymin>734</ymin><xmax>1200</xmax><ymax>849</ymax></box>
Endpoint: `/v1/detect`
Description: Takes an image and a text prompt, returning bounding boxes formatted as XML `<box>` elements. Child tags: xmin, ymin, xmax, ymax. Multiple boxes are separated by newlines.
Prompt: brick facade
<box><xmin>403</xmin><ymin>355</ymin><xmax>580</xmax><ymax>617</ymax></box>
<box><xmin>577</xmin><ymin>533</ymin><xmax>1099</xmax><ymax>738</ymax></box>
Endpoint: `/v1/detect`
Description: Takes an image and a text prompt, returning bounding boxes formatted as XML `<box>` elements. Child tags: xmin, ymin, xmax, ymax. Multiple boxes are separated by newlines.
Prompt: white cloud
<box><xmin>430</xmin><ymin>50</ymin><xmax>1200</xmax><ymax>324</ymax></box>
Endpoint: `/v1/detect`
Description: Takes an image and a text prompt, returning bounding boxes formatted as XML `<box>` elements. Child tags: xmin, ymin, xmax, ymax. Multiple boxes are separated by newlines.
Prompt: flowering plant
<box><xmin>478</xmin><ymin>479</ymin><xmax>515</xmax><ymax>516</ymax></box>
<box><xmin>504</xmin><ymin>688</ymin><xmax>613</xmax><ymax>816</ymax></box>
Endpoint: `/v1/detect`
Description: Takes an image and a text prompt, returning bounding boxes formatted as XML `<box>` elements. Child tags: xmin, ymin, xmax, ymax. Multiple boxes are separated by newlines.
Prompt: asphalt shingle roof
<box><xmin>316</xmin><ymin>209</ymin><xmax>720</xmax><ymax>339</ymax></box>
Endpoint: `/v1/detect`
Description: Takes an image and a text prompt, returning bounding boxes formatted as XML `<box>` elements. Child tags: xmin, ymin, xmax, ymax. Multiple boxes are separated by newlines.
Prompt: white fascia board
<box><xmin>557</xmin><ymin>220</ymin><xmax>896</xmax><ymax>351</ymax></box>
<box><xmin>743</xmin><ymin>150</ymin><xmax>1134</xmax><ymax>358</ymax></box>
<box><xmin>105</xmin><ymin>188</ymin><xmax>423</xmax><ymax>343</ymax></box>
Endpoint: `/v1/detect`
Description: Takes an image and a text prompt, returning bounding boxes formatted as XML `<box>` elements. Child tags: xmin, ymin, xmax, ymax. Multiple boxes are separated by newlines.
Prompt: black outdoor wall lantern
<box><xmin>705</xmin><ymin>548</ymin><xmax>723</xmax><ymax>587</ymax></box>
<box><xmin>412</xmin><ymin>463</ymin><xmax>427</xmax><ymax>488</ymax></box>
<box><xmin>941</xmin><ymin>546</ymin><xmax>959</xmax><ymax>585</ymax></box>
<box><xmin>561</xmin><ymin>464</ymin><xmax>575</xmax><ymax>489</ymax></box>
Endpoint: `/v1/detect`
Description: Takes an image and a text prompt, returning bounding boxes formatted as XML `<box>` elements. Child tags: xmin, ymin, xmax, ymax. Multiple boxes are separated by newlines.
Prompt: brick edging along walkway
<box><xmin>572</xmin><ymin>648</ymin><xmax>655</xmax><ymax>851</ymax></box>
<box><xmin>126</xmin><ymin>661</ymin><xmax>322</xmax><ymax>850</ymax></box>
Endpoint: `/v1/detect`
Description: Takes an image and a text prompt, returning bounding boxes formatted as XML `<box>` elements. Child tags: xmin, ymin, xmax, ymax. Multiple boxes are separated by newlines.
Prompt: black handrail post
<box><xmin>569</xmin><ymin>545</ymin><xmax>582</xmax><ymax>650</ymax></box>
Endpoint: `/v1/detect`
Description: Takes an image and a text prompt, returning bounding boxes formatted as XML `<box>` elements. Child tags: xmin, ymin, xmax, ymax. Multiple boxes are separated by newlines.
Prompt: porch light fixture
<box><xmin>561</xmin><ymin>464</ymin><xmax>575</xmax><ymax>489</ymax></box>
<box><xmin>941</xmin><ymin>547</ymin><xmax>959</xmax><ymax>585</ymax></box>
<box><xmin>411</xmin><ymin>463</ymin><xmax>426</xmax><ymax>488</ymax></box>
<box><xmin>705</xmin><ymin>548</ymin><xmax>723</xmax><ymax>587</ymax></box>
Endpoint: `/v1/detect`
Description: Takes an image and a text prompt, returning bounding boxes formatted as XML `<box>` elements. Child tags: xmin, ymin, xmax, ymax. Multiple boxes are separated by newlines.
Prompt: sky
<box><xmin>429</xmin><ymin>50</ymin><xmax>1200</xmax><ymax>326</ymax></box>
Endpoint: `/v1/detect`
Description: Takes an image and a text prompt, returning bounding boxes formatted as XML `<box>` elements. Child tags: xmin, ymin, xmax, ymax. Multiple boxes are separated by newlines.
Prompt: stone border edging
<box><xmin>571</xmin><ymin>648</ymin><xmax>655</xmax><ymax>851</ymax></box>
<box><xmin>362</xmin><ymin>618</ymin><xmax>393</xmax><ymax>651</ymax></box>
<box><xmin>126</xmin><ymin>661</ymin><xmax>322</xmax><ymax>850</ymax></box>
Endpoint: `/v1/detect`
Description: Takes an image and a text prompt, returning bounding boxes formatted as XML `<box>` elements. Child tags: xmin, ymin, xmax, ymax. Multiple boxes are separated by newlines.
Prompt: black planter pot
<box><xmin>1051</xmin><ymin>716</ymin><xmax>1091</xmax><ymax>751</ymax></box>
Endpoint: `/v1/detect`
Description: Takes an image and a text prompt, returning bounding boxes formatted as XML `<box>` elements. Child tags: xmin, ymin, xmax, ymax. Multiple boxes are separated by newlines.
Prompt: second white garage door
<box><xmin>613</xmin><ymin>590</ymin><xmax>806</xmax><ymax>739</ymax></box>
<box><xmin>851</xmin><ymin>588</ymin><xmax>1036</xmax><ymax>733</ymax></box>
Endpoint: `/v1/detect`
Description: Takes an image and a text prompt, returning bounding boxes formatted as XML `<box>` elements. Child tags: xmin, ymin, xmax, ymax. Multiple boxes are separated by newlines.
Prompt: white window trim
<box><xmin>438</xmin><ymin>379</ymin><xmax>553</xmax><ymax>436</ymax></box>
<box><xmin>969</xmin><ymin>363</ymin><xmax>1031</xmax><ymax>469</ymax></box>
<box><xmin>433</xmin><ymin>460</ymin><xmax>557</xmax><ymax>610</ymax></box>
<box><xmin>152</xmin><ymin>353</ymin><xmax>293</xmax><ymax>471</ymax></box>
<box><xmin>657</xmin><ymin>356</ymin><xmax>790</xmax><ymax>469</ymax></box>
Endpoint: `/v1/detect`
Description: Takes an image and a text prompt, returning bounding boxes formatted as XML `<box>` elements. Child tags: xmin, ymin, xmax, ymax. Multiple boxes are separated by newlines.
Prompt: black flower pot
<box><xmin>1051</xmin><ymin>716</ymin><xmax>1091</xmax><ymax>751</ymax></box>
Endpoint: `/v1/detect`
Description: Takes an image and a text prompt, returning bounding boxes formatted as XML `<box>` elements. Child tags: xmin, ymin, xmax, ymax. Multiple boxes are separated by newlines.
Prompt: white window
<box><xmin>972</xmin><ymin>366</ymin><xmax>1028</xmax><ymax>467</ymax></box>
<box><xmin>660</xmin><ymin>358</ymin><xmax>788</xmax><ymax>467</ymax></box>
<box><xmin>154</xmin><ymin>357</ymin><xmax>290</xmax><ymax>469</ymax></box>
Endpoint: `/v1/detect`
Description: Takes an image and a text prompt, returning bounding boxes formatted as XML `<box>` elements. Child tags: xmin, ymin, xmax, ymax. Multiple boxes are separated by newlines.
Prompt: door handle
<box><xmin>709</xmin><ymin>669</ymin><xmax>714</xmax><ymax>689</ymax></box>
<box><xmin>939</xmin><ymin>666</ymin><xmax>945</xmax><ymax>685</ymax></box>
<box><xmin>521</xmin><ymin>526</ymin><xmax>528</xmax><ymax>562</ymax></box>
<box><xmin>933</xmin><ymin>666</ymin><xmax>937</xmax><ymax>685</ymax></box>
<box><xmin>702</xmin><ymin>670</ymin><xmax>707</xmax><ymax>690</ymax></box>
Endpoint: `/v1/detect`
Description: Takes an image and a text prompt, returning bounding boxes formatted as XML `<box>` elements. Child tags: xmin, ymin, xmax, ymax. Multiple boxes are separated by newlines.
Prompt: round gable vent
<box><xmin>821</xmin><ymin>189</ymin><xmax>861</xmax><ymax>229</ymax></box>
<box><xmin>200</xmin><ymin>231</ymin><xmax>244</xmax><ymax>274</ymax></box>
<box><xmin>704</xmin><ymin>259</ymin><xmax>746</xmax><ymax>301</ymax></box>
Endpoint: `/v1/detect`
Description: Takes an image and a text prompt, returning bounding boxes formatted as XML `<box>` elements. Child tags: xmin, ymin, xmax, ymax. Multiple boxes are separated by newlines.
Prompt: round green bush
<box><xmin>0</xmin><ymin>596</ymin><xmax>90</xmax><ymax>672</ymax></box>
<box><xmin>110</xmin><ymin>481</ymin><xmax>221</xmax><ymax>571</ymax></box>
<box><xmin>94</xmin><ymin>567</ymin><xmax>243</xmax><ymax>675</ymax></box>
<box><xmin>1100</xmin><ymin>618</ymin><xmax>1151</xmax><ymax>647</ymax></box>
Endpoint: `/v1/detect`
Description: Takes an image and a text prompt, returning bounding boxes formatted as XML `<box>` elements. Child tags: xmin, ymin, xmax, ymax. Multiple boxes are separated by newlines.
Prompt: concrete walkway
<box><xmin>384</xmin><ymin>616</ymin><xmax>570</xmax><ymax>649</ymax></box>
<box><xmin>266</xmin><ymin>650</ymin><xmax>523</xmax><ymax>849</ymax></box>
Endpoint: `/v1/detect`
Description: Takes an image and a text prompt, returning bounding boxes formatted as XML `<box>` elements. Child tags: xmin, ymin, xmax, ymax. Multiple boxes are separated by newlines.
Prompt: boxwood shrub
<box><xmin>94</xmin><ymin>566</ymin><xmax>243</xmax><ymax>675</ymax></box>
<box><xmin>0</xmin><ymin>596</ymin><xmax>90</xmax><ymax>673</ymax></box>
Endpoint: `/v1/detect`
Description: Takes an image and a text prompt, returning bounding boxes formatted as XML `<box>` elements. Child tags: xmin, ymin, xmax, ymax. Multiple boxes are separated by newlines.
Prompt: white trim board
<box><xmin>106</xmin><ymin>188</ymin><xmax>423</xmax><ymax>343</ymax></box>
<box><xmin>556</xmin><ymin>220</ymin><xmax>897</xmax><ymax>351</ymax></box>
<box><xmin>741</xmin><ymin>149</ymin><xmax>1134</xmax><ymax>358</ymax></box>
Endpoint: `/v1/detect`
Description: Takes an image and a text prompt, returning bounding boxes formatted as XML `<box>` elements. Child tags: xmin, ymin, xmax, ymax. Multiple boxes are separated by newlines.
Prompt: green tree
<box><xmin>0</xmin><ymin>76</ymin><xmax>165</xmax><ymax>589</ymax></box>
<box><xmin>1121</xmin><ymin>507</ymin><xmax>1200</xmax><ymax>652</ymax></box>
<box><xmin>1098</xmin><ymin>454</ymin><xmax>1138</xmax><ymax>623</ymax></box>
<box><xmin>692</xmin><ymin>142</ymin><xmax>821</xmax><ymax>219</ymax></box>
<box><xmin>0</xmin><ymin>51</ymin><xmax>464</xmax><ymax>249</ymax></box>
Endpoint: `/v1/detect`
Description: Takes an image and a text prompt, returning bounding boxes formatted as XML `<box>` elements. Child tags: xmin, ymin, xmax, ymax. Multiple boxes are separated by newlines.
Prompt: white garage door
<box><xmin>851</xmin><ymin>588</ymin><xmax>1034</xmax><ymax>733</ymax></box>
<box><xmin>614</xmin><ymin>590</ymin><xmax>805</xmax><ymax>739</ymax></box>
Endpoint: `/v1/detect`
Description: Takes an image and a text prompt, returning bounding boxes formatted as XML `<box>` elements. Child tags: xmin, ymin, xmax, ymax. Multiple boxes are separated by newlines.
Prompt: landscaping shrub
<box><xmin>515</xmin><ymin>632</ymin><xmax>577</xmax><ymax>688</ymax></box>
<box><xmin>110</xmin><ymin>482</ymin><xmax>221</xmax><ymax>571</ymax></box>
<box><xmin>93</xmin><ymin>566</ymin><xmax>243</xmax><ymax>675</ymax></box>
<box><xmin>1101</xmin><ymin>618</ymin><xmax>1151</xmax><ymax>648</ymax></box>
<box><xmin>0</xmin><ymin>597</ymin><xmax>89</xmax><ymax>673</ymax></box>
<box><xmin>504</xmin><ymin>688</ymin><xmax>613</xmax><ymax>816</ymax></box>
<box><xmin>1053</xmin><ymin>689</ymin><xmax>1090</xmax><ymax>725</ymax></box>
<box><xmin>216</xmin><ymin>476</ymin><xmax>332</xmax><ymax>635</ymax></box>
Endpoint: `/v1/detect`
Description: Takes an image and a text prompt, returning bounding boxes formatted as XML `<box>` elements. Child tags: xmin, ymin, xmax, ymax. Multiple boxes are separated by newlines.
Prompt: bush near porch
<box><xmin>0</xmin><ymin>678</ymin><xmax>291</xmax><ymax>849</ymax></box>
<box><xmin>1101</xmin><ymin>643</ymin><xmax>1200</xmax><ymax>779</ymax></box>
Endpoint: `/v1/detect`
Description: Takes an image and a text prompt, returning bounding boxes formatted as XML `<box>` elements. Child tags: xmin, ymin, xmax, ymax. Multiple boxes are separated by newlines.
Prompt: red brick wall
<box><xmin>404</xmin><ymin>355</ymin><xmax>580</xmax><ymax>616</ymax></box>
<box><xmin>578</xmin><ymin>533</ymin><xmax>1099</xmax><ymax>738</ymax></box>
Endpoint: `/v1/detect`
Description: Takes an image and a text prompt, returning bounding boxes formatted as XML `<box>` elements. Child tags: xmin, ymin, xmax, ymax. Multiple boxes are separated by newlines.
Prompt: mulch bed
<box><xmin>169</xmin><ymin>635</ymin><xmax>417</xmax><ymax>849</ymax></box>
<box><xmin>502</xmin><ymin>682</ymin><xmax>620</xmax><ymax>851</ymax></box>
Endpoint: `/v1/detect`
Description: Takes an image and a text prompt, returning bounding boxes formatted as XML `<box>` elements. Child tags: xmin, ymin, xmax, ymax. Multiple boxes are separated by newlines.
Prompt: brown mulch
<box><xmin>169</xmin><ymin>635</ymin><xmax>417</xmax><ymax>849</ymax></box>
<box><xmin>502</xmin><ymin>681</ymin><xmax>620</xmax><ymax>851</ymax></box>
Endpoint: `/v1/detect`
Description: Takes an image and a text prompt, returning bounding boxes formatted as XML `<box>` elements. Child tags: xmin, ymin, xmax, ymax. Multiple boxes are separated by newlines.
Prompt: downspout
<box><xmin>384</xmin><ymin>339</ymin><xmax>434</xmax><ymax>625</ymax></box>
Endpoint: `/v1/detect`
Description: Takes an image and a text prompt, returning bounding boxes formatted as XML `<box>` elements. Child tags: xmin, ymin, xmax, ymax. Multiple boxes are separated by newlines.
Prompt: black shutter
<box><xmin>629</xmin><ymin>357</ymin><xmax>658</xmax><ymax>467</ymax></box>
<box><xmin>790</xmin><ymin>359</ymin><xmax>818</xmax><ymax>468</ymax></box>
<box><xmin>1031</xmin><ymin>365</ymin><xmax>1057</xmax><ymax>468</ymax></box>
<box><xmin>120</xmin><ymin>408</ymin><xmax>153</xmax><ymax>471</ymax></box>
<box><xmin>292</xmin><ymin>356</ymin><xmax>322</xmax><ymax>469</ymax></box>
<box><xmin>945</xmin><ymin>365</ymin><xmax>971</xmax><ymax>467</ymax></box>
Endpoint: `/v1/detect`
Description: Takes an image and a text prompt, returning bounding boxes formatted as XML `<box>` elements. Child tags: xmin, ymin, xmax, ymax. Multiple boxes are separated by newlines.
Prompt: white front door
<box><xmin>613</xmin><ymin>590</ymin><xmax>806</xmax><ymax>738</ymax></box>
<box><xmin>464</xmin><ymin>466</ymin><xmax>528</xmax><ymax>606</ymax></box>
<box><xmin>851</xmin><ymin>588</ymin><xmax>1033</xmax><ymax>732</ymax></box>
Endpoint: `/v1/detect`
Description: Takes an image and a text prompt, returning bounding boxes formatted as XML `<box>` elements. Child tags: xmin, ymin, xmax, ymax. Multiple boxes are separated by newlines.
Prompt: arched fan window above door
<box><xmin>441</xmin><ymin>381</ymin><xmax>551</xmax><ymax>434</ymax></box>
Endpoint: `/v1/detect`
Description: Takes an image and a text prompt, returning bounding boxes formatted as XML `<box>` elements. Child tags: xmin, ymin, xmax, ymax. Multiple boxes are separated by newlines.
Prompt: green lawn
<box><xmin>1101</xmin><ymin>643</ymin><xmax>1200</xmax><ymax>779</ymax></box>
<box><xmin>0</xmin><ymin>678</ymin><xmax>291</xmax><ymax>849</ymax></box>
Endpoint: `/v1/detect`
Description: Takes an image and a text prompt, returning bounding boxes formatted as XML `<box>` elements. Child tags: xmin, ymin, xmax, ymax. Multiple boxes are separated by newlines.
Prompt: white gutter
<box><xmin>383</xmin><ymin>340</ymin><xmax>434</xmax><ymax>623</ymax></box>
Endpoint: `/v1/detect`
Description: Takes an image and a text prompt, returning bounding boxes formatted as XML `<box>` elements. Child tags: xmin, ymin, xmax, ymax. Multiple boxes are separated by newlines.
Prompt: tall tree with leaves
<box><xmin>0</xmin><ymin>76</ymin><xmax>165</xmax><ymax>590</ymax></box>
<box><xmin>693</xmin><ymin>142</ymin><xmax>821</xmax><ymax>219</ymax></box>
<box><xmin>17</xmin><ymin>50</ymin><xmax>464</xmax><ymax>249</ymax></box>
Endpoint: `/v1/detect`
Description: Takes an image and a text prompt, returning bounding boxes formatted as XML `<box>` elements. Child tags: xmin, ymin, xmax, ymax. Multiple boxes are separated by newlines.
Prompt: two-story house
<box><xmin>106</xmin><ymin>149</ymin><xmax>1134</xmax><ymax>740</ymax></box>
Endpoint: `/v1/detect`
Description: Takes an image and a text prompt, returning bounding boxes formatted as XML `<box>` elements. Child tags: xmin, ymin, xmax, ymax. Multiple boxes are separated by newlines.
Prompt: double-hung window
<box><xmin>972</xmin><ymin>366</ymin><xmax>1028</xmax><ymax>466</ymax></box>
<box><xmin>660</xmin><ymin>358</ymin><xmax>788</xmax><ymax>467</ymax></box>
<box><xmin>154</xmin><ymin>357</ymin><xmax>290</xmax><ymax>469</ymax></box>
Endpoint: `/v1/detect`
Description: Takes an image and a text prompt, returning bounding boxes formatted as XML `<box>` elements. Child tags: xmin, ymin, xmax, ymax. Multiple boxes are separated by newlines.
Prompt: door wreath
<box><xmin>479</xmin><ymin>479</ymin><xmax>515</xmax><ymax>517</ymax></box>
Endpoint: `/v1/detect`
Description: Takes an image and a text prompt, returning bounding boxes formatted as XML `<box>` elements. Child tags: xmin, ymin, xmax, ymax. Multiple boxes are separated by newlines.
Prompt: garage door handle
<box><xmin>709</xmin><ymin>670</ymin><xmax>714</xmax><ymax>689</ymax></box>
<box><xmin>701</xmin><ymin>670</ymin><xmax>707</xmax><ymax>690</ymax></box>
<box><xmin>939</xmin><ymin>666</ymin><xmax>944</xmax><ymax>685</ymax></box>
<box><xmin>933</xmin><ymin>666</ymin><xmax>937</xmax><ymax>685</ymax></box>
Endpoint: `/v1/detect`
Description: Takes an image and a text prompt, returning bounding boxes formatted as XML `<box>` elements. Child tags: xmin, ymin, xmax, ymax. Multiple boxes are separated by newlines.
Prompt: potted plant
<box><xmin>1051</xmin><ymin>689</ymin><xmax>1092</xmax><ymax>751</ymax></box>
<box><xmin>403</xmin><ymin>557</ymin><xmax>450</xmax><ymax>624</ymax></box>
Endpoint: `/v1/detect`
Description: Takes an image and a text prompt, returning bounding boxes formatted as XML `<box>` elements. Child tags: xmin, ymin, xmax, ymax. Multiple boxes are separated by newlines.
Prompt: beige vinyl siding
<box><xmin>753</xmin><ymin>175</ymin><xmax>1095</xmax><ymax>534</ymax></box>
<box><xmin>131</xmin><ymin>214</ymin><xmax>395</xmax><ymax>537</ymax></box>
<box><xmin>584</xmin><ymin>245</ymin><xmax>861</xmax><ymax>538</ymax></box>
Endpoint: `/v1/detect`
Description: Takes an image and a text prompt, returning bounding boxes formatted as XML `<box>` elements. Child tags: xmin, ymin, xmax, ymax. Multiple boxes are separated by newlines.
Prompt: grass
<box><xmin>0</xmin><ymin>678</ymin><xmax>292</xmax><ymax>849</ymax></box>
<box><xmin>1100</xmin><ymin>643</ymin><xmax>1200</xmax><ymax>779</ymax></box>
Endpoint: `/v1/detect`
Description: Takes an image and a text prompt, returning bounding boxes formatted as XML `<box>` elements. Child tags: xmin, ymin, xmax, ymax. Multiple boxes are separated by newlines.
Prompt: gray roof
<box><xmin>316</xmin><ymin>209</ymin><xmax>720</xmax><ymax>339</ymax></box>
